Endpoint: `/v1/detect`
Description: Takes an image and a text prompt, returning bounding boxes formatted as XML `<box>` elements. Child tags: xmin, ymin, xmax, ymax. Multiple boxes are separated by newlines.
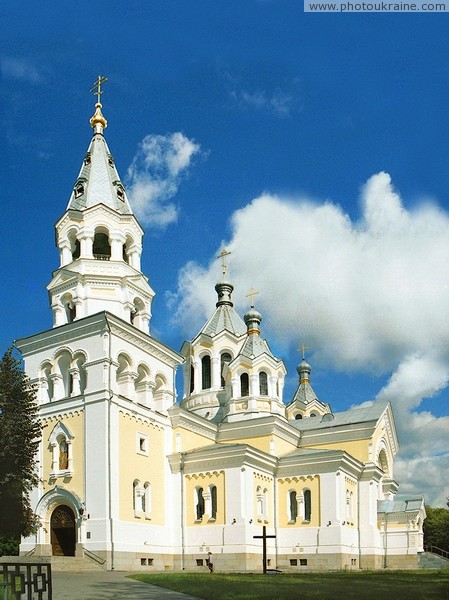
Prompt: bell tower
<box><xmin>47</xmin><ymin>77</ymin><xmax>154</xmax><ymax>333</ymax></box>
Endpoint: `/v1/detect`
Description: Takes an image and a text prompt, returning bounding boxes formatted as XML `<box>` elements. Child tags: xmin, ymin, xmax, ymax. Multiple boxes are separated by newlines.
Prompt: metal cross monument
<box><xmin>253</xmin><ymin>525</ymin><xmax>276</xmax><ymax>574</ymax></box>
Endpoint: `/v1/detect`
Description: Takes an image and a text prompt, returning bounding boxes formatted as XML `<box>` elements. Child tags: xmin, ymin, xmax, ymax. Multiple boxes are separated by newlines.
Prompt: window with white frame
<box><xmin>49</xmin><ymin>422</ymin><xmax>74</xmax><ymax>477</ymax></box>
<box><xmin>289</xmin><ymin>490</ymin><xmax>298</xmax><ymax>522</ymax></box>
<box><xmin>136</xmin><ymin>432</ymin><xmax>149</xmax><ymax>455</ymax></box>
<box><xmin>133</xmin><ymin>479</ymin><xmax>144</xmax><ymax>517</ymax></box>
<box><xmin>196</xmin><ymin>487</ymin><xmax>205</xmax><ymax>520</ymax></box>
<box><xmin>143</xmin><ymin>482</ymin><xmax>152</xmax><ymax>519</ymax></box>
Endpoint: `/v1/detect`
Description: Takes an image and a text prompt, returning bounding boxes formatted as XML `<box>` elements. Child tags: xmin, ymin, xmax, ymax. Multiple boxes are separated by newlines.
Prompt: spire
<box><xmin>297</xmin><ymin>343</ymin><xmax>312</xmax><ymax>383</ymax></box>
<box><xmin>244</xmin><ymin>287</ymin><xmax>261</xmax><ymax>335</ymax></box>
<box><xmin>215</xmin><ymin>249</ymin><xmax>234</xmax><ymax>307</ymax></box>
<box><xmin>239</xmin><ymin>289</ymin><xmax>275</xmax><ymax>359</ymax></box>
<box><xmin>66</xmin><ymin>76</ymin><xmax>133</xmax><ymax>215</ymax></box>
<box><xmin>89</xmin><ymin>76</ymin><xmax>108</xmax><ymax>133</ymax></box>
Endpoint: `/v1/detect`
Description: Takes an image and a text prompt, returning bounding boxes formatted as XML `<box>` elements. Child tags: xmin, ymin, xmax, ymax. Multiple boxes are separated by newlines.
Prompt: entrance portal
<box><xmin>50</xmin><ymin>505</ymin><xmax>76</xmax><ymax>556</ymax></box>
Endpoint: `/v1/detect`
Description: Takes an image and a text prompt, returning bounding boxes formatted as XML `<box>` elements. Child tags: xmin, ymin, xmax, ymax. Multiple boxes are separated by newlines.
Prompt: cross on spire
<box><xmin>90</xmin><ymin>75</ymin><xmax>108</xmax><ymax>104</ymax></box>
<box><xmin>299</xmin><ymin>342</ymin><xmax>309</xmax><ymax>360</ymax></box>
<box><xmin>217</xmin><ymin>249</ymin><xmax>231</xmax><ymax>277</ymax></box>
<box><xmin>245</xmin><ymin>287</ymin><xmax>259</xmax><ymax>308</ymax></box>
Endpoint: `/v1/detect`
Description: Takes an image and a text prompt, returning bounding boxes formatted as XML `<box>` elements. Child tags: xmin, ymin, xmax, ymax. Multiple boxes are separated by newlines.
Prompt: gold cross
<box><xmin>90</xmin><ymin>75</ymin><xmax>108</xmax><ymax>104</ymax></box>
<box><xmin>217</xmin><ymin>249</ymin><xmax>231</xmax><ymax>276</ymax></box>
<box><xmin>245</xmin><ymin>287</ymin><xmax>260</xmax><ymax>308</ymax></box>
<box><xmin>298</xmin><ymin>342</ymin><xmax>309</xmax><ymax>360</ymax></box>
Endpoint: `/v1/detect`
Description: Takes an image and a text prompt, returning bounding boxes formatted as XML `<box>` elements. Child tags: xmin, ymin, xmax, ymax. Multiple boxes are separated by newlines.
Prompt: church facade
<box><xmin>17</xmin><ymin>94</ymin><xmax>425</xmax><ymax>572</ymax></box>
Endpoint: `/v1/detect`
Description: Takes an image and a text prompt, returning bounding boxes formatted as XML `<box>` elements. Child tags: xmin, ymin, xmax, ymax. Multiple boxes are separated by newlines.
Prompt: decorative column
<box><xmin>193</xmin><ymin>359</ymin><xmax>200</xmax><ymax>394</ymax></box>
<box><xmin>52</xmin><ymin>301</ymin><xmax>65</xmax><ymax>327</ymax></box>
<box><xmin>110</xmin><ymin>232</ymin><xmax>125</xmax><ymax>261</ymax></box>
<box><xmin>211</xmin><ymin>356</ymin><xmax>220</xmax><ymax>390</ymax></box>
<box><xmin>79</xmin><ymin>230</ymin><xmax>94</xmax><ymax>259</ymax></box>
<box><xmin>60</xmin><ymin>241</ymin><xmax>73</xmax><ymax>267</ymax></box>
<box><xmin>70</xmin><ymin>368</ymin><xmax>81</xmax><ymax>396</ymax></box>
<box><xmin>50</xmin><ymin>373</ymin><xmax>64</xmax><ymax>400</ymax></box>
<box><xmin>249</xmin><ymin>374</ymin><xmax>258</xmax><ymax>396</ymax></box>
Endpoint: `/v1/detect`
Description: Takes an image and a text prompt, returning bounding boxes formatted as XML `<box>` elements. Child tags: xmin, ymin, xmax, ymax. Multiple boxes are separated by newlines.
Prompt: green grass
<box><xmin>130</xmin><ymin>569</ymin><xmax>449</xmax><ymax>600</ymax></box>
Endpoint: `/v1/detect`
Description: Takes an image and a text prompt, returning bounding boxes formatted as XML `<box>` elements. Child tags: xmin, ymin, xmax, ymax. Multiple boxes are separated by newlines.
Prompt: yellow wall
<box><xmin>277</xmin><ymin>476</ymin><xmax>320</xmax><ymax>527</ymax></box>
<box><xmin>221</xmin><ymin>434</ymin><xmax>296</xmax><ymax>456</ymax></box>
<box><xmin>301</xmin><ymin>438</ymin><xmax>370</xmax><ymax>463</ymax></box>
<box><xmin>172</xmin><ymin>426</ymin><xmax>215</xmax><ymax>453</ymax></box>
<box><xmin>185</xmin><ymin>471</ymin><xmax>226</xmax><ymax>526</ymax></box>
<box><xmin>41</xmin><ymin>411</ymin><xmax>84</xmax><ymax>500</ymax></box>
<box><xmin>118</xmin><ymin>412</ymin><xmax>166</xmax><ymax>524</ymax></box>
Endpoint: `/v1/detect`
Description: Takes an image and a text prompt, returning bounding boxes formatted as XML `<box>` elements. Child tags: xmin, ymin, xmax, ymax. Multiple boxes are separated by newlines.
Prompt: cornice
<box><xmin>169</xmin><ymin>405</ymin><xmax>217</xmax><ymax>440</ymax></box>
<box><xmin>105</xmin><ymin>313</ymin><xmax>183</xmax><ymax>368</ymax></box>
<box><xmin>168</xmin><ymin>443</ymin><xmax>278</xmax><ymax>475</ymax></box>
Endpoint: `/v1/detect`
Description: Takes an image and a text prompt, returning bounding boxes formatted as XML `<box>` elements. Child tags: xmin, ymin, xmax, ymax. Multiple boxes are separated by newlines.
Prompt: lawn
<box><xmin>130</xmin><ymin>569</ymin><xmax>449</xmax><ymax>600</ymax></box>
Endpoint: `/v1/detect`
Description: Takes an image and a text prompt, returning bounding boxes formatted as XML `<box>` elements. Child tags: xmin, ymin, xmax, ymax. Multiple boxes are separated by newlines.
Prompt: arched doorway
<box><xmin>50</xmin><ymin>505</ymin><xmax>76</xmax><ymax>556</ymax></box>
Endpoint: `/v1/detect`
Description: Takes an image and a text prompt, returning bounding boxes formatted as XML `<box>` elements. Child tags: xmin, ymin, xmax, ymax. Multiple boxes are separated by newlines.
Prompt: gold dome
<box><xmin>89</xmin><ymin>102</ymin><xmax>107</xmax><ymax>130</ymax></box>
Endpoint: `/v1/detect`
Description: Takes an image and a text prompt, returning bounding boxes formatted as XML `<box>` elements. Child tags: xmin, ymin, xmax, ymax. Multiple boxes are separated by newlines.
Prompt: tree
<box><xmin>0</xmin><ymin>348</ymin><xmax>41</xmax><ymax>554</ymax></box>
<box><xmin>423</xmin><ymin>506</ymin><xmax>449</xmax><ymax>552</ymax></box>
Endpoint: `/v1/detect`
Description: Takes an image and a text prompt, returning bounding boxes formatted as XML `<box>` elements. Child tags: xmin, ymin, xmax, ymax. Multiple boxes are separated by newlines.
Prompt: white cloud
<box><xmin>126</xmin><ymin>132</ymin><xmax>201</xmax><ymax>228</ymax></box>
<box><xmin>172</xmin><ymin>171</ymin><xmax>449</xmax><ymax>505</ymax></box>
<box><xmin>0</xmin><ymin>56</ymin><xmax>43</xmax><ymax>83</ymax></box>
<box><xmin>230</xmin><ymin>88</ymin><xmax>296</xmax><ymax>117</ymax></box>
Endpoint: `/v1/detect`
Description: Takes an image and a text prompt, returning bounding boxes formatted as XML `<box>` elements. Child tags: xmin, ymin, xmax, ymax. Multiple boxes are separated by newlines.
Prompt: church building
<box><xmin>17</xmin><ymin>87</ymin><xmax>426</xmax><ymax>572</ymax></box>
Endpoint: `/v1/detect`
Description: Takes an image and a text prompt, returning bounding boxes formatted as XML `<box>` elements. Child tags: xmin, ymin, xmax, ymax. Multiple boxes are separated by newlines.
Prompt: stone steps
<box><xmin>419</xmin><ymin>552</ymin><xmax>449</xmax><ymax>569</ymax></box>
<box><xmin>50</xmin><ymin>555</ymin><xmax>106</xmax><ymax>571</ymax></box>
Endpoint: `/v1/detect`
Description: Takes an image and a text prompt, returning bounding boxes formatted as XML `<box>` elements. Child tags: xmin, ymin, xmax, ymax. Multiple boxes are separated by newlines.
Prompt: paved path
<box><xmin>52</xmin><ymin>571</ymin><xmax>203</xmax><ymax>600</ymax></box>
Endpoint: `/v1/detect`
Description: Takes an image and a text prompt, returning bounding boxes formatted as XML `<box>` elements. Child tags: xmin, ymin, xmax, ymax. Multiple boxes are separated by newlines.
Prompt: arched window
<box><xmin>58</xmin><ymin>438</ymin><xmax>69</xmax><ymax>470</ymax></box>
<box><xmin>196</xmin><ymin>487</ymin><xmax>205</xmax><ymax>520</ymax></box>
<box><xmin>289</xmin><ymin>490</ymin><xmax>298</xmax><ymax>522</ymax></box>
<box><xmin>190</xmin><ymin>364</ymin><xmax>194</xmax><ymax>394</ymax></box>
<box><xmin>346</xmin><ymin>490</ymin><xmax>353</xmax><ymax>521</ymax></box>
<box><xmin>256</xmin><ymin>486</ymin><xmax>263</xmax><ymax>518</ymax></box>
<box><xmin>201</xmin><ymin>356</ymin><xmax>211</xmax><ymax>390</ymax></box>
<box><xmin>210</xmin><ymin>485</ymin><xmax>217</xmax><ymax>520</ymax></box>
<box><xmin>259</xmin><ymin>371</ymin><xmax>268</xmax><ymax>396</ymax></box>
<box><xmin>304</xmin><ymin>489</ymin><xmax>311</xmax><ymax>522</ymax></box>
<box><xmin>62</xmin><ymin>294</ymin><xmax>76</xmax><ymax>324</ymax></box>
<box><xmin>133</xmin><ymin>480</ymin><xmax>143</xmax><ymax>516</ymax></box>
<box><xmin>135</xmin><ymin>364</ymin><xmax>151</xmax><ymax>405</ymax></box>
<box><xmin>133</xmin><ymin>480</ymin><xmax>138</xmax><ymax>512</ymax></box>
<box><xmin>220</xmin><ymin>353</ymin><xmax>232</xmax><ymax>387</ymax></box>
<box><xmin>68</xmin><ymin>230</ymin><xmax>80</xmax><ymax>260</ymax></box>
<box><xmin>49</xmin><ymin>422</ymin><xmax>73</xmax><ymax>476</ymax></box>
<box><xmin>93</xmin><ymin>230</ymin><xmax>111</xmax><ymax>260</ymax></box>
<box><xmin>143</xmin><ymin>483</ymin><xmax>152</xmax><ymax>518</ymax></box>
<box><xmin>263</xmin><ymin>488</ymin><xmax>269</xmax><ymax>519</ymax></box>
<box><xmin>116</xmin><ymin>353</ymin><xmax>134</xmax><ymax>399</ymax></box>
<box><xmin>130</xmin><ymin>297</ymin><xmax>145</xmax><ymax>327</ymax></box>
<box><xmin>42</xmin><ymin>363</ymin><xmax>53</xmax><ymax>402</ymax></box>
<box><xmin>55</xmin><ymin>352</ymin><xmax>71</xmax><ymax>399</ymax></box>
<box><xmin>295</xmin><ymin>413</ymin><xmax>303</xmax><ymax>420</ymax></box>
<box><xmin>240</xmin><ymin>373</ymin><xmax>249</xmax><ymax>397</ymax></box>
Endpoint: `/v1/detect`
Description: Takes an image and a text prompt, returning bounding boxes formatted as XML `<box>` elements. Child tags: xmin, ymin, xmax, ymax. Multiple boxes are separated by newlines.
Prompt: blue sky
<box><xmin>2</xmin><ymin>1</ymin><xmax>449</xmax><ymax>506</ymax></box>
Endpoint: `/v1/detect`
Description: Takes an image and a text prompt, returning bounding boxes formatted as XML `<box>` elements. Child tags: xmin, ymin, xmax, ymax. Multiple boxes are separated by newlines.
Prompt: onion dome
<box><xmin>90</xmin><ymin>102</ymin><xmax>107</xmax><ymax>133</ymax></box>
<box><xmin>215</xmin><ymin>280</ymin><xmax>234</xmax><ymax>307</ymax></box>
<box><xmin>297</xmin><ymin>358</ymin><xmax>312</xmax><ymax>383</ymax></box>
<box><xmin>244</xmin><ymin>307</ymin><xmax>262</xmax><ymax>335</ymax></box>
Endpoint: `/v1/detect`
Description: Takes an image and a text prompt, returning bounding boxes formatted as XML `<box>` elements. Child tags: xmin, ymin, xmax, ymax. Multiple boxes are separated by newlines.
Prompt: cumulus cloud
<box><xmin>171</xmin><ymin>171</ymin><xmax>449</xmax><ymax>505</ymax></box>
<box><xmin>0</xmin><ymin>56</ymin><xmax>43</xmax><ymax>83</ymax></box>
<box><xmin>126</xmin><ymin>132</ymin><xmax>201</xmax><ymax>228</ymax></box>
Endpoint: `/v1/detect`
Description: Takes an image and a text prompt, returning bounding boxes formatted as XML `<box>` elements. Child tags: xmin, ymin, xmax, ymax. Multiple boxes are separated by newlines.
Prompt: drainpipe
<box><xmin>273</xmin><ymin>470</ymin><xmax>278</xmax><ymax>568</ymax></box>
<box><xmin>383</xmin><ymin>512</ymin><xmax>388</xmax><ymax>568</ymax></box>
<box><xmin>180</xmin><ymin>452</ymin><xmax>186</xmax><ymax>570</ymax></box>
<box><xmin>106</xmin><ymin>319</ymin><xmax>115</xmax><ymax>570</ymax></box>
<box><xmin>357</xmin><ymin>479</ymin><xmax>361</xmax><ymax>569</ymax></box>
